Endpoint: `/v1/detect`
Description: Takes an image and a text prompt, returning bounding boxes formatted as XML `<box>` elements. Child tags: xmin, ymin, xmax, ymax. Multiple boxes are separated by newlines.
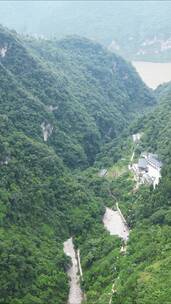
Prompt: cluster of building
<box><xmin>131</xmin><ymin>152</ymin><xmax>162</xmax><ymax>188</ymax></box>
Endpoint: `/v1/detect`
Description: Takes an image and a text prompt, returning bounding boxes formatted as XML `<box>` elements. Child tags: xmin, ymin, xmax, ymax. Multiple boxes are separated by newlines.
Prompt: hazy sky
<box><xmin>0</xmin><ymin>1</ymin><xmax>171</xmax><ymax>62</ymax></box>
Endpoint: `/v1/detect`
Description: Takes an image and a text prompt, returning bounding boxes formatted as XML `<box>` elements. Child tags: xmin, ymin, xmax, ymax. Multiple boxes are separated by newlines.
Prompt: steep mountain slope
<box><xmin>131</xmin><ymin>83</ymin><xmax>171</xmax><ymax>162</ymax></box>
<box><xmin>80</xmin><ymin>84</ymin><xmax>171</xmax><ymax>303</ymax></box>
<box><xmin>0</xmin><ymin>27</ymin><xmax>106</xmax><ymax>303</ymax></box>
<box><xmin>0</xmin><ymin>25</ymin><xmax>162</xmax><ymax>304</ymax></box>
<box><xmin>155</xmin><ymin>80</ymin><xmax>171</xmax><ymax>100</ymax></box>
<box><xmin>112</xmin><ymin>86</ymin><xmax>171</xmax><ymax>304</ymax></box>
<box><xmin>0</xmin><ymin>126</ymin><xmax>106</xmax><ymax>304</ymax></box>
<box><xmin>0</xmin><ymin>25</ymin><xmax>155</xmax><ymax>168</ymax></box>
<box><xmin>0</xmin><ymin>1</ymin><xmax>171</xmax><ymax>61</ymax></box>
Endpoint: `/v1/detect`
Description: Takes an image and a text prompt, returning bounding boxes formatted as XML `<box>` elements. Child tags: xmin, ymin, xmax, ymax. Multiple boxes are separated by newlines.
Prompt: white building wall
<box><xmin>147</xmin><ymin>164</ymin><xmax>161</xmax><ymax>188</ymax></box>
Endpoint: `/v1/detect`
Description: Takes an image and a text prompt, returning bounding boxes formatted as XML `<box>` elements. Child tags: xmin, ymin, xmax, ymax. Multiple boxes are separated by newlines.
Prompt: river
<box><xmin>63</xmin><ymin>238</ymin><xmax>83</xmax><ymax>304</ymax></box>
<box><xmin>132</xmin><ymin>61</ymin><xmax>171</xmax><ymax>89</ymax></box>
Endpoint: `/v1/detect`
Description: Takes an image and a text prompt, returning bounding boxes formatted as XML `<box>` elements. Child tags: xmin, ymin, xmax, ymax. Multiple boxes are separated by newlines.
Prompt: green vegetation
<box><xmin>0</xmin><ymin>25</ymin><xmax>155</xmax><ymax>169</ymax></box>
<box><xmin>0</xmin><ymin>129</ymin><xmax>106</xmax><ymax>304</ymax></box>
<box><xmin>0</xmin><ymin>24</ymin><xmax>170</xmax><ymax>304</ymax></box>
<box><xmin>79</xmin><ymin>82</ymin><xmax>171</xmax><ymax>303</ymax></box>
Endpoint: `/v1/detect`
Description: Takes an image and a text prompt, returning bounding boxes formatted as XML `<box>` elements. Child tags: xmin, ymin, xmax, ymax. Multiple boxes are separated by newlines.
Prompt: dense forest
<box><xmin>0</xmin><ymin>25</ymin><xmax>155</xmax><ymax>168</ymax></box>
<box><xmin>77</xmin><ymin>80</ymin><xmax>171</xmax><ymax>303</ymax></box>
<box><xmin>0</xmin><ymin>24</ymin><xmax>170</xmax><ymax>304</ymax></box>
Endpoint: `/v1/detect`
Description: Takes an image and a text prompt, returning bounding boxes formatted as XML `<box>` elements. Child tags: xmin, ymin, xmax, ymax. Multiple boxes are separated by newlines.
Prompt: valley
<box><xmin>0</xmin><ymin>22</ymin><xmax>170</xmax><ymax>304</ymax></box>
<box><xmin>64</xmin><ymin>203</ymin><xmax>130</xmax><ymax>304</ymax></box>
<box><xmin>63</xmin><ymin>238</ymin><xmax>83</xmax><ymax>304</ymax></box>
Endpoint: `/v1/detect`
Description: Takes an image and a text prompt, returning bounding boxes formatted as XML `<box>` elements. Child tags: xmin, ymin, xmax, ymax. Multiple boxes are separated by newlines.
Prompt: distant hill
<box><xmin>0</xmin><ymin>1</ymin><xmax>171</xmax><ymax>61</ymax></box>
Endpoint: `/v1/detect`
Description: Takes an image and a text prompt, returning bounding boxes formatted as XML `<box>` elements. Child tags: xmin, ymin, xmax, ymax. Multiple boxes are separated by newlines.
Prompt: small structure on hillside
<box><xmin>132</xmin><ymin>133</ymin><xmax>142</xmax><ymax>143</ymax></box>
<box><xmin>99</xmin><ymin>169</ymin><xmax>108</xmax><ymax>177</ymax></box>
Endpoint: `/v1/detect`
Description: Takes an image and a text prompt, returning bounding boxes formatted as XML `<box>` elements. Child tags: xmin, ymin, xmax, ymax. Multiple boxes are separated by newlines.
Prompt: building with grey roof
<box><xmin>138</xmin><ymin>158</ymin><xmax>148</xmax><ymax>171</ymax></box>
<box><xmin>147</xmin><ymin>153</ymin><xmax>162</xmax><ymax>170</ymax></box>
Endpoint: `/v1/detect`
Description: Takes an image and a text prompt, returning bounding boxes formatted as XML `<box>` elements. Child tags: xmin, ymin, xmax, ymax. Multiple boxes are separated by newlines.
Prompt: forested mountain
<box><xmin>0</xmin><ymin>25</ymin><xmax>157</xmax><ymax>304</ymax></box>
<box><xmin>155</xmin><ymin>80</ymin><xmax>171</xmax><ymax>100</ymax></box>
<box><xmin>1</xmin><ymin>1</ymin><xmax>171</xmax><ymax>61</ymax></box>
<box><xmin>78</xmin><ymin>81</ymin><xmax>171</xmax><ymax>303</ymax></box>
<box><xmin>111</xmin><ymin>80</ymin><xmax>171</xmax><ymax>304</ymax></box>
<box><xmin>0</xmin><ymin>24</ymin><xmax>170</xmax><ymax>304</ymax></box>
<box><xmin>0</xmin><ymin>26</ymin><xmax>106</xmax><ymax>304</ymax></box>
<box><xmin>131</xmin><ymin>82</ymin><xmax>171</xmax><ymax>162</ymax></box>
<box><xmin>0</xmin><ymin>25</ymin><xmax>155</xmax><ymax>168</ymax></box>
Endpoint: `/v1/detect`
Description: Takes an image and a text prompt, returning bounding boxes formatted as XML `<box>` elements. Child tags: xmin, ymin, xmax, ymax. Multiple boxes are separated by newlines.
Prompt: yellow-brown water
<box><xmin>132</xmin><ymin>61</ymin><xmax>171</xmax><ymax>89</ymax></box>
